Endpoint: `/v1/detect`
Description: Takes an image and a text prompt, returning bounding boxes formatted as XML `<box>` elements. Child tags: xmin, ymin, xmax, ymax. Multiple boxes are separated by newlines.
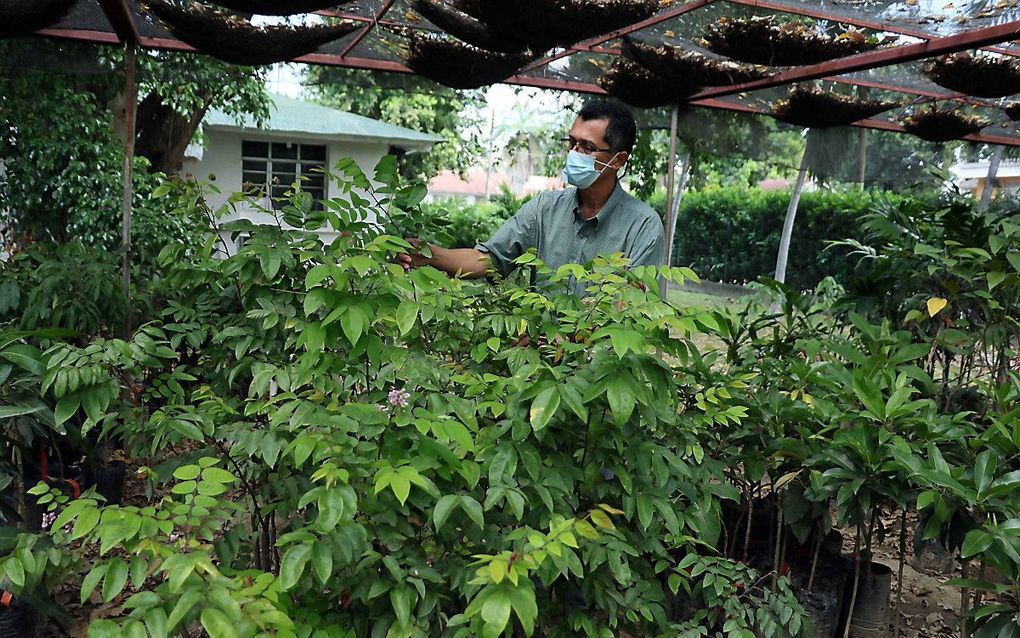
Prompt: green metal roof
<box><xmin>203</xmin><ymin>93</ymin><xmax>443</xmax><ymax>150</ymax></box>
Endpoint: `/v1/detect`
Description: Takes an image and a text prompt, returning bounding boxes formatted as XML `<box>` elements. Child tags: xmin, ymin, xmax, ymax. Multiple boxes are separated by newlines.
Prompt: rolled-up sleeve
<box><xmin>475</xmin><ymin>195</ymin><xmax>541</xmax><ymax>277</ymax></box>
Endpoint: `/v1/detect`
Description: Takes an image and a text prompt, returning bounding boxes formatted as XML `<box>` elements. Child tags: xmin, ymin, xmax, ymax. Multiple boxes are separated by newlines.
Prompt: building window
<box><xmin>241</xmin><ymin>140</ymin><xmax>327</xmax><ymax>210</ymax></box>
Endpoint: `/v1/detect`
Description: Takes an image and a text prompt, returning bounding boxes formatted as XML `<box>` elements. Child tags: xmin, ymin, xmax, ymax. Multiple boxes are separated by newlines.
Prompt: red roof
<box><xmin>429</xmin><ymin>169</ymin><xmax>509</xmax><ymax>197</ymax></box>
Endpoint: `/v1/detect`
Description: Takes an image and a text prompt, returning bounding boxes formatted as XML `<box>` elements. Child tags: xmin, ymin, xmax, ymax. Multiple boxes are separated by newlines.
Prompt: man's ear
<box><xmin>611</xmin><ymin>151</ymin><xmax>630</xmax><ymax>171</ymax></box>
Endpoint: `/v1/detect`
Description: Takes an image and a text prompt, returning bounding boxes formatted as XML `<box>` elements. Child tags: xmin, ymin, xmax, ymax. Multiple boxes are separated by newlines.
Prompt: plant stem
<box><xmin>743</xmin><ymin>495</ymin><xmax>754</xmax><ymax>562</ymax></box>
<box><xmin>842</xmin><ymin>526</ymin><xmax>863</xmax><ymax>638</ymax></box>
<box><xmin>894</xmin><ymin>507</ymin><xmax>907</xmax><ymax>638</ymax></box>
<box><xmin>807</xmin><ymin>533</ymin><xmax>821</xmax><ymax>593</ymax></box>
<box><xmin>972</xmin><ymin>559</ymin><xmax>987</xmax><ymax>612</ymax></box>
<box><xmin>961</xmin><ymin>558</ymin><xmax>970</xmax><ymax>638</ymax></box>
<box><xmin>772</xmin><ymin>502</ymin><xmax>784</xmax><ymax>592</ymax></box>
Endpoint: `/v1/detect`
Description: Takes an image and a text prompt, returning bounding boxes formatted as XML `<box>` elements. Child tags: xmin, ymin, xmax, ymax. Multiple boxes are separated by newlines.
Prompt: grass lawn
<box><xmin>667</xmin><ymin>283</ymin><xmax>748</xmax><ymax>311</ymax></box>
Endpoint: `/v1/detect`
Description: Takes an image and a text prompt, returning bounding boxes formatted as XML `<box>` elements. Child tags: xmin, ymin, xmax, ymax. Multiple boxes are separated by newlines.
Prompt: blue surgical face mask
<box><xmin>562</xmin><ymin>150</ymin><xmax>620</xmax><ymax>189</ymax></box>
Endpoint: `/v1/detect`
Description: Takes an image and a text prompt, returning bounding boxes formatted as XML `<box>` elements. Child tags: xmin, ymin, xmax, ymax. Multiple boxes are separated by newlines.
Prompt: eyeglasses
<box><xmin>561</xmin><ymin>137</ymin><xmax>612</xmax><ymax>156</ymax></box>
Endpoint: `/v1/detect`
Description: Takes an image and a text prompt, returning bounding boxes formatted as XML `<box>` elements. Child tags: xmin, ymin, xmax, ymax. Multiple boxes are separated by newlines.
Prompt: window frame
<box><xmin>241</xmin><ymin>139</ymin><xmax>328</xmax><ymax>211</ymax></box>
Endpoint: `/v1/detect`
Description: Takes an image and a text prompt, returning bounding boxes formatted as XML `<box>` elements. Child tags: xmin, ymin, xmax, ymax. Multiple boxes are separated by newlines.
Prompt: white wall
<box><xmin>182</xmin><ymin>128</ymin><xmax>390</xmax><ymax>255</ymax></box>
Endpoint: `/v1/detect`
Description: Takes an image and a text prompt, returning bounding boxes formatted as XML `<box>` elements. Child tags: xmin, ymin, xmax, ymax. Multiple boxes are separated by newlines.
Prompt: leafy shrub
<box><xmin>418</xmin><ymin>186</ymin><xmax>530</xmax><ymax>248</ymax></box>
<box><xmin>2</xmin><ymin>157</ymin><xmax>812</xmax><ymax>638</ymax></box>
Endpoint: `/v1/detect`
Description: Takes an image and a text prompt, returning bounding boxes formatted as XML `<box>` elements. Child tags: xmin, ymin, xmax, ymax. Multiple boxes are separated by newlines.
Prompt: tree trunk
<box><xmin>134</xmin><ymin>93</ymin><xmax>212</xmax><ymax>175</ymax></box>
<box><xmin>857</xmin><ymin>128</ymin><xmax>868</xmax><ymax>188</ymax></box>
<box><xmin>659</xmin><ymin>104</ymin><xmax>680</xmax><ymax>298</ymax></box>
<box><xmin>121</xmin><ymin>46</ymin><xmax>137</xmax><ymax>340</ymax></box>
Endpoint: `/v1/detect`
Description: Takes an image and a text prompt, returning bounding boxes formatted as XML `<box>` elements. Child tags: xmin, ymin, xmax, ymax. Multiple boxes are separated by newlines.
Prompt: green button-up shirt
<box><xmin>476</xmin><ymin>182</ymin><xmax>664</xmax><ymax>289</ymax></box>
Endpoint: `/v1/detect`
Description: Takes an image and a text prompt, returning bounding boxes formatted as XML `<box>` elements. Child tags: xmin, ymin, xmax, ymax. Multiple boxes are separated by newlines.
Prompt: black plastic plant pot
<box><xmin>0</xmin><ymin>595</ymin><xmax>42</xmax><ymax>637</ymax></box>
<box><xmin>0</xmin><ymin>0</ymin><xmax>78</xmax><ymax>39</ymax></box>
<box><xmin>96</xmin><ymin>461</ymin><xmax>127</xmax><ymax>505</ymax></box>
<box><xmin>844</xmin><ymin>562</ymin><xmax>893</xmax><ymax>637</ymax></box>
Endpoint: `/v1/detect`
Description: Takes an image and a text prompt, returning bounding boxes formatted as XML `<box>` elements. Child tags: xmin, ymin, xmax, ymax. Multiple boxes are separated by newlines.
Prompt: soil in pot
<box><xmin>598</xmin><ymin>58</ymin><xmax>702</xmax><ymax>109</ymax></box>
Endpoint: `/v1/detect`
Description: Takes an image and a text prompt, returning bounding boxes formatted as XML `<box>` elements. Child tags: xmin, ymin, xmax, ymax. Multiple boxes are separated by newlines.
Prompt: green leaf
<box><xmin>988</xmin><ymin>271</ymin><xmax>1007</xmax><ymax>290</ymax></box>
<box><xmin>481</xmin><ymin>593</ymin><xmax>512</xmax><ymax>634</ymax></box>
<box><xmin>962</xmin><ymin>530</ymin><xmax>994</xmax><ymax>559</ymax></box>
<box><xmin>340</xmin><ymin>307</ymin><xmax>366</xmax><ymax>347</ymax></box>
<box><xmin>433</xmin><ymin>494</ymin><xmax>459</xmax><ymax>532</ymax></box>
<box><xmin>606</xmin><ymin>376</ymin><xmax>636</xmax><ymax>425</ymax></box>
<box><xmin>391</xmin><ymin>585</ymin><xmax>413</xmax><ymax>625</ymax></box>
<box><xmin>54</xmin><ymin>394</ymin><xmax>80</xmax><ymax>427</ymax></box>
<box><xmin>4</xmin><ymin>556</ymin><xmax>24</xmax><ymax>588</ymax></box>
<box><xmin>974</xmin><ymin>449</ymin><xmax>997</xmax><ymax>496</ymax></box>
<box><xmin>460</xmin><ymin>495</ymin><xmax>485</xmax><ymax>530</ymax></box>
<box><xmin>201</xmin><ymin>607</ymin><xmax>240</xmax><ymax>638</ymax></box>
<box><xmin>201</xmin><ymin>467</ymin><xmax>236</xmax><ymax>484</ymax></box>
<box><xmin>71</xmin><ymin>506</ymin><xmax>100</xmax><ymax>540</ymax></box>
<box><xmin>103</xmin><ymin>558</ymin><xmax>129</xmax><ymax>603</ymax></box>
<box><xmin>81</xmin><ymin>563</ymin><xmax>108</xmax><ymax>604</ymax></box>
<box><xmin>311</xmin><ymin>543</ymin><xmax>333</xmax><ymax>585</ymax></box>
<box><xmin>395</xmin><ymin>301</ymin><xmax>419</xmax><ymax>336</ymax></box>
<box><xmin>529</xmin><ymin>386</ymin><xmax>560</xmax><ymax>432</ymax></box>
<box><xmin>144</xmin><ymin>608</ymin><xmax>169</xmax><ymax>638</ymax></box>
<box><xmin>280</xmin><ymin>543</ymin><xmax>313</xmax><ymax>590</ymax></box>
<box><xmin>305</xmin><ymin>264</ymin><xmax>332</xmax><ymax>289</ymax></box>
<box><xmin>260</xmin><ymin>251</ymin><xmax>282</xmax><ymax>280</ymax></box>
<box><xmin>506</xmin><ymin>585</ymin><xmax>538</xmax><ymax>635</ymax></box>
<box><xmin>167</xmin><ymin>589</ymin><xmax>202</xmax><ymax>630</ymax></box>
<box><xmin>173</xmin><ymin>465</ymin><xmax>201</xmax><ymax>481</ymax></box>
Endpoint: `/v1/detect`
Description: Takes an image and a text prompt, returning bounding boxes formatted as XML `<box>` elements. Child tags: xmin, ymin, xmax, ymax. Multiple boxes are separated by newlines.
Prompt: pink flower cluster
<box><xmin>388</xmin><ymin>388</ymin><xmax>411</xmax><ymax>408</ymax></box>
<box><xmin>40</xmin><ymin>511</ymin><xmax>57</xmax><ymax>529</ymax></box>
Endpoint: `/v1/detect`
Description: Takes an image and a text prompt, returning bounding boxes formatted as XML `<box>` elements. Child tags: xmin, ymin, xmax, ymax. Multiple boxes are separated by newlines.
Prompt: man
<box><xmin>397</xmin><ymin>101</ymin><xmax>664</xmax><ymax>287</ymax></box>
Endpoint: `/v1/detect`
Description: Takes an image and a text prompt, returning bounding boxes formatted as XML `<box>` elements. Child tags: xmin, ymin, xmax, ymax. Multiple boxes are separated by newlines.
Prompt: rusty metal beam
<box><xmin>97</xmin><ymin>0</ymin><xmax>139</xmax><ymax>44</ymax></box>
<box><xmin>522</xmin><ymin>0</ymin><xmax>716</xmax><ymax>73</ymax></box>
<box><xmin>690</xmin><ymin>19</ymin><xmax>1020</xmax><ymax>101</ymax></box>
<box><xmin>723</xmin><ymin>0</ymin><xmax>1020</xmax><ymax>57</ymax></box>
<box><xmin>339</xmin><ymin>0</ymin><xmax>397</xmax><ymax>58</ymax></box>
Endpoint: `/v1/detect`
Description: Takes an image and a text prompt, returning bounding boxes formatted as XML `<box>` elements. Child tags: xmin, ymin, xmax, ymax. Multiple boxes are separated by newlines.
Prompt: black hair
<box><xmin>577</xmin><ymin>100</ymin><xmax>637</xmax><ymax>153</ymax></box>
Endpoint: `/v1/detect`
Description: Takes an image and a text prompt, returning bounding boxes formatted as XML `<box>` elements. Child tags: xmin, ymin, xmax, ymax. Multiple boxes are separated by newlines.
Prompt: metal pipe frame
<box><xmin>722</xmin><ymin>0</ymin><xmax>1020</xmax><ymax>57</ymax></box>
<box><xmin>339</xmin><ymin>0</ymin><xmax>398</xmax><ymax>58</ymax></box>
<box><xmin>522</xmin><ymin>0</ymin><xmax>717</xmax><ymax>73</ymax></box>
<box><xmin>690</xmin><ymin>19</ymin><xmax>1020</xmax><ymax>100</ymax></box>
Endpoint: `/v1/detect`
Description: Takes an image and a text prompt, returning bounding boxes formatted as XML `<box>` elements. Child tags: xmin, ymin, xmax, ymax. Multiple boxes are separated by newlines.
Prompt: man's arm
<box><xmin>396</xmin><ymin>243</ymin><xmax>490</xmax><ymax>278</ymax></box>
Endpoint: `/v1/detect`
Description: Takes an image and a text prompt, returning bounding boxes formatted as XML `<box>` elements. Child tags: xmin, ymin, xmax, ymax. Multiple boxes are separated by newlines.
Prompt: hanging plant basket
<box><xmin>598</xmin><ymin>59</ymin><xmax>701</xmax><ymax>109</ymax></box>
<box><xmin>144</xmin><ymin>0</ymin><xmax>360</xmax><ymax>65</ymax></box>
<box><xmin>478</xmin><ymin>0</ymin><xmax>658</xmax><ymax>50</ymax></box>
<box><xmin>204</xmin><ymin>0</ymin><xmax>356</xmax><ymax>15</ymax></box>
<box><xmin>0</xmin><ymin>0</ymin><xmax>78</xmax><ymax>39</ymax></box>
<box><xmin>622</xmin><ymin>38</ymin><xmax>769</xmax><ymax>86</ymax></box>
<box><xmin>1004</xmin><ymin>103</ymin><xmax>1020</xmax><ymax>121</ymax></box>
<box><xmin>924</xmin><ymin>52</ymin><xmax>1020</xmax><ymax>98</ymax></box>
<box><xmin>901</xmin><ymin>108</ymin><xmax>987</xmax><ymax>142</ymax></box>
<box><xmin>702</xmin><ymin>16</ymin><xmax>877</xmax><ymax>66</ymax></box>
<box><xmin>404</xmin><ymin>32</ymin><xmax>535</xmax><ymax>89</ymax></box>
<box><xmin>771</xmin><ymin>87</ymin><xmax>899</xmax><ymax>128</ymax></box>
<box><xmin>411</xmin><ymin>0</ymin><xmax>529</xmax><ymax>53</ymax></box>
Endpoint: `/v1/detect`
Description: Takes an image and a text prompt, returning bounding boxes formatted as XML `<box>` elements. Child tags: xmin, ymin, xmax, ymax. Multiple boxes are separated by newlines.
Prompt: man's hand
<box><xmin>396</xmin><ymin>238</ymin><xmax>431</xmax><ymax>271</ymax></box>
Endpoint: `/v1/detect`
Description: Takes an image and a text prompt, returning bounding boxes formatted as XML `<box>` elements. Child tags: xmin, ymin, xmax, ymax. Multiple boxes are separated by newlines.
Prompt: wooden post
<box><xmin>774</xmin><ymin>151</ymin><xmax>808</xmax><ymax>285</ymax></box>
<box><xmin>659</xmin><ymin>103</ymin><xmax>680</xmax><ymax>298</ymax></box>
<box><xmin>121</xmin><ymin>45</ymin><xmax>137</xmax><ymax>338</ymax></box>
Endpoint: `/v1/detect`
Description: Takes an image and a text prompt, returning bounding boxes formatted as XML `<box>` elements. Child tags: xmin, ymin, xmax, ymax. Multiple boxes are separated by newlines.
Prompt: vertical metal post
<box><xmin>122</xmin><ymin>45</ymin><xmax>137</xmax><ymax>338</ymax></box>
<box><xmin>978</xmin><ymin>145</ymin><xmax>1005</xmax><ymax>212</ymax></box>
<box><xmin>659</xmin><ymin>103</ymin><xmax>680</xmax><ymax>298</ymax></box>
<box><xmin>774</xmin><ymin>151</ymin><xmax>808</xmax><ymax>285</ymax></box>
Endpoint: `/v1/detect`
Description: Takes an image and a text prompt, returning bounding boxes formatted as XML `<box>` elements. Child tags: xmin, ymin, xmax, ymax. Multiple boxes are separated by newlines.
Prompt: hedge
<box><xmin>655</xmin><ymin>186</ymin><xmax>910</xmax><ymax>290</ymax></box>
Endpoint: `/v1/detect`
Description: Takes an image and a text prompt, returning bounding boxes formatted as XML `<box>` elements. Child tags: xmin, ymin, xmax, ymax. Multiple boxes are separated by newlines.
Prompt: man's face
<box><xmin>566</xmin><ymin>116</ymin><xmax>628</xmax><ymax>184</ymax></box>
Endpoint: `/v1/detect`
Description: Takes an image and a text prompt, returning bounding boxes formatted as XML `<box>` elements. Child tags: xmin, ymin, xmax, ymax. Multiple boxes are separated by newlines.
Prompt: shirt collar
<box><xmin>572</xmin><ymin>181</ymin><xmax>626</xmax><ymax>229</ymax></box>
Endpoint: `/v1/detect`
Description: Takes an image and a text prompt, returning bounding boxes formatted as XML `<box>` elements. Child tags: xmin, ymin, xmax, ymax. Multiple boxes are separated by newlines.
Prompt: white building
<box><xmin>183</xmin><ymin>94</ymin><xmax>442</xmax><ymax>253</ymax></box>
<box><xmin>952</xmin><ymin>159</ymin><xmax>1020</xmax><ymax>201</ymax></box>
